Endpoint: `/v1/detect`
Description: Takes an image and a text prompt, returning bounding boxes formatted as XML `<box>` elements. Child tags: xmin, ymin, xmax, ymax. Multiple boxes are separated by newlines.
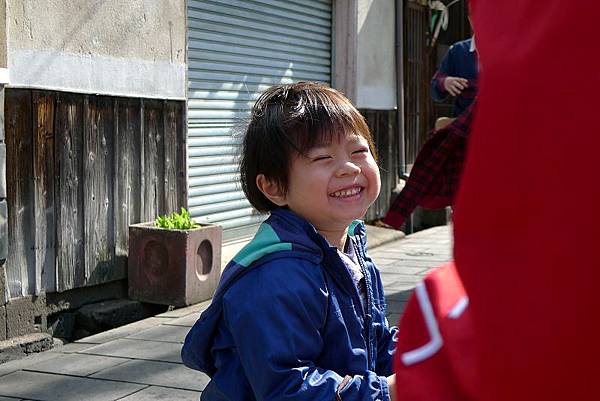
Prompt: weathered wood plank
<box><xmin>55</xmin><ymin>93</ymin><xmax>85</xmax><ymax>291</ymax></box>
<box><xmin>114</xmin><ymin>97</ymin><xmax>141</xmax><ymax>275</ymax></box>
<box><xmin>142</xmin><ymin>99</ymin><xmax>165</xmax><ymax>220</ymax></box>
<box><xmin>163</xmin><ymin>101</ymin><xmax>179</xmax><ymax>214</ymax></box>
<box><xmin>139</xmin><ymin>100</ymin><xmax>145</xmax><ymax>221</ymax></box>
<box><xmin>32</xmin><ymin>91</ymin><xmax>56</xmax><ymax>294</ymax></box>
<box><xmin>83</xmin><ymin>96</ymin><xmax>117</xmax><ymax>286</ymax></box>
<box><xmin>173</xmin><ymin>101</ymin><xmax>188</xmax><ymax>210</ymax></box>
<box><xmin>5</xmin><ymin>89</ymin><xmax>35</xmax><ymax>298</ymax></box>
<box><xmin>380</xmin><ymin>111</ymin><xmax>397</xmax><ymax>216</ymax></box>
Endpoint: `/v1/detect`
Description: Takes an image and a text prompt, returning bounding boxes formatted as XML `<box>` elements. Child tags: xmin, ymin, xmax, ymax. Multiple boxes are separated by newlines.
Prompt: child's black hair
<box><xmin>240</xmin><ymin>81</ymin><xmax>377</xmax><ymax>212</ymax></box>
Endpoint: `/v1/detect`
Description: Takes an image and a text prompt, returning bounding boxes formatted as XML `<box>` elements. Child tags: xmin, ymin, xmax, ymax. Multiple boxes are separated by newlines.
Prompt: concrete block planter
<box><xmin>128</xmin><ymin>222</ymin><xmax>222</xmax><ymax>307</ymax></box>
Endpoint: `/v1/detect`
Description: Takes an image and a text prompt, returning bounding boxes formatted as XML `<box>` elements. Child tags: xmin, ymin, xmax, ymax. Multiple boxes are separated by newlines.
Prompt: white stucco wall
<box><xmin>356</xmin><ymin>0</ymin><xmax>396</xmax><ymax>109</ymax></box>
<box><xmin>0</xmin><ymin>1</ymin><xmax>6</xmax><ymax>69</ymax></box>
<box><xmin>6</xmin><ymin>0</ymin><xmax>186</xmax><ymax>99</ymax></box>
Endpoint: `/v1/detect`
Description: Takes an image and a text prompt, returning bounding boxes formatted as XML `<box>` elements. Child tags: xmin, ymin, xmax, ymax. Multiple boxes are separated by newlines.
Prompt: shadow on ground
<box><xmin>385</xmin><ymin>288</ymin><xmax>414</xmax><ymax>327</ymax></box>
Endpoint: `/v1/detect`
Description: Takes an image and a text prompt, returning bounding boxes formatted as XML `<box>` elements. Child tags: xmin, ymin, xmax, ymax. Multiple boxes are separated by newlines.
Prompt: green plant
<box><xmin>155</xmin><ymin>207</ymin><xmax>200</xmax><ymax>230</ymax></box>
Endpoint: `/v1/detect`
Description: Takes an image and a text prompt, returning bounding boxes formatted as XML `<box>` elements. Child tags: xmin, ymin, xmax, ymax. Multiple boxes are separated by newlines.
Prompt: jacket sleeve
<box><xmin>430</xmin><ymin>45</ymin><xmax>456</xmax><ymax>102</ymax></box>
<box><xmin>223</xmin><ymin>260</ymin><xmax>390</xmax><ymax>401</ymax></box>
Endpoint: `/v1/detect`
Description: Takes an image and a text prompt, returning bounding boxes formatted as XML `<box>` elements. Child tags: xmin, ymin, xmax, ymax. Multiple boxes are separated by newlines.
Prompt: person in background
<box><xmin>182</xmin><ymin>82</ymin><xmax>398</xmax><ymax>401</ymax></box>
<box><xmin>430</xmin><ymin>26</ymin><xmax>478</xmax><ymax>121</ymax></box>
<box><xmin>380</xmin><ymin>14</ymin><xmax>478</xmax><ymax>229</ymax></box>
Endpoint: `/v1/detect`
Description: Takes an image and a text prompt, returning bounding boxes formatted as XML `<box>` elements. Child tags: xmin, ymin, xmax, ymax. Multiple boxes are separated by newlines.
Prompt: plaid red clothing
<box><xmin>383</xmin><ymin>103</ymin><xmax>475</xmax><ymax>229</ymax></box>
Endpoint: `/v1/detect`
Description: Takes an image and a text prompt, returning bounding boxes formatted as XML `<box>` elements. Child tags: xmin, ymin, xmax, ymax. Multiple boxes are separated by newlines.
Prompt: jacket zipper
<box><xmin>352</xmin><ymin>238</ymin><xmax>374</xmax><ymax>368</ymax></box>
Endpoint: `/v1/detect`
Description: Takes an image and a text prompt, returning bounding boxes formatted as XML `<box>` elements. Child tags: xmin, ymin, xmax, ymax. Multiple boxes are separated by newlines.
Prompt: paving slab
<box><xmin>74</xmin><ymin>318</ymin><xmax>164</xmax><ymax>345</ymax></box>
<box><xmin>386</xmin><ymin>299</ymin><xmax>408</xmax><ymax>314</ymax></box>
<box><xmin>386</xmin><ymin>289</ymin><xmax>415</xmax><ymax>303</ymax></box>
<box><xmin>161</xmin><ymin>313</ymin><xmax>200</xmax><ymax>327</ymax></box>
<box><xmin>388</xmin><ymin>314</ymin><xmax>404</xmax><ymax>327</ymax></box>
<box><xmin>57</xmin><ymin>342</ymin><xmax>99</xmax><ymax>354</ymax></box>
<box><xmin>118</xmin><ymin>386</ymin><xmax>200</xmax><ymax>401</ymax></box>
<box><xmin>374</xmin><ymin>250</ymin><xmax>449</xmax><ymax>260</ymax></box>
<box><xmin>364</xmin><ymin>224</ymin><xmax>405</xmax><ymax>248</ymax></box>
<box><xmin>385</xmin><ymin>282</ymin><xmax>421</xmax><ymax>294</ymax></box>
<box><xmin>24</xmin><ymin>353</ymin><xmax>130</xmax><ymax>377</ymax></box>
<box><xmin>126</xmin><ymin>324</ymin><xmax>189</xmax><ymax>343</ymax></box>
<box><xmin>0</xmin><ymin>371</ymin><xmax>144</xmax><ymax>401</ymax></box>
<box><xmin>0</xmin><ymin>349</ymin><xmax>63</xmax><ymax>378</ymax></box>
<box><xmin>381</xmin><ymin>274</ymin><xmax>427</xmax><ymax>287</ymax></box>
<box><xmin>373</xmin><ymin>256</ymin><xmax>445</xmax><ymax>268</ymax></box>
<box><xmin>386</xmin><ymin>270</ymin><xmax>429</xmax><ymax>278</ymax></box>
<box><xmin>79</xmin><ymin>339</ymin><xmax>182</xmax><ymax>363</ymax></box>
<box><xmin>379</xmin><ymin>253</ymin><xmax>450</xmax><ymax>263</ymax></box>
<box><xmin>91</xmin><ymin>359</ymin><xmax>208</xmax><ymax>391</ymax></box>
<box><xmin>387</xmin><ymin>305</ymin><xmax>407</xmax><ymax>323</ymax></box>
<box><xmin>373</xmin><ymin>241</ymin><xmax>449</xmax><ymax>251</ymax></box>
<box><xmin>382</xmin><ymin>280</ymin><xmax>422</xmax><ymax>291</ymax></box>
<box><xmin>372</xmin><ymin>258</ymin><xmax>433</xmax><ymax>271</ymax></box>
<box><xmin>387</xmin><ymin>272</ymin><xmax>424</xmax><ymax>281</ymax></box>
<box><xmin>155</xmin><ymin>300</ymin><xmax>211</xmax><ymax>319</ymax></box>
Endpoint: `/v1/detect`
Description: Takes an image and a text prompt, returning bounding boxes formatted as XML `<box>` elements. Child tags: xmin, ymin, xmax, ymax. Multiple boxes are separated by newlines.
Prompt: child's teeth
<box><xmin>333</xmin><ymin>188</ymin><xmax>360</xmax><ymax>197</ymax></box>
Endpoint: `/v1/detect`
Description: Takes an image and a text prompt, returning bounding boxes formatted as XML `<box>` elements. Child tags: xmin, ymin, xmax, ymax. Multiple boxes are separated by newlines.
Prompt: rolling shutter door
<box><xmin>187</xmin><ymin>0</ymin><xmax>332</xmax><ymax>241</ymax></box>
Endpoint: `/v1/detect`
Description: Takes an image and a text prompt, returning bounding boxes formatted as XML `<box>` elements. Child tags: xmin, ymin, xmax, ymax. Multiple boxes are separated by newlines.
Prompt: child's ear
<box><xmin>256</xmin><ymin>174</ymin><xmax>287</xmax><ymax>206</ymax></box>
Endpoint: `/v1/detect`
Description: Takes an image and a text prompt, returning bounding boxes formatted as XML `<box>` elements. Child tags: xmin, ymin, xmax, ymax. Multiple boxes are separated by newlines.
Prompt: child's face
<box><xmin>283</xmin><ymin>132</ymin><xmax>380</xmax><ymax>235</ymax></box>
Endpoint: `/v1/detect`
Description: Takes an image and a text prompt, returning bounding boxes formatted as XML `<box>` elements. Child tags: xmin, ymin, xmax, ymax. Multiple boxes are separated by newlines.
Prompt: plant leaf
<box><xmin>155</xmin><ymin>207</ymin><xmax>200</xmax><ymax>230</ymax></box>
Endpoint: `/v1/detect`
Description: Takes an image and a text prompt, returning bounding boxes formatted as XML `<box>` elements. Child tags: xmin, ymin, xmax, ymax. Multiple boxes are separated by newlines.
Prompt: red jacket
<box><xmin>394</xmin><ymin>1</ymin><xmax>600</xmax><ymax>400</ymax></box>
<box><xmin>394</xmin><ymin>262</ymin><xmax>476</xmax><ymax>400</ymax></box>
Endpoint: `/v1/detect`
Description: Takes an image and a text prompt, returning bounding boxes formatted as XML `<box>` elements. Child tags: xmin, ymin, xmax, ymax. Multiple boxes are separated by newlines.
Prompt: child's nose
<box><xmin>336</xmin><ymin>160</ymin><xmax>361</xmax><ymax>177</ymax></box>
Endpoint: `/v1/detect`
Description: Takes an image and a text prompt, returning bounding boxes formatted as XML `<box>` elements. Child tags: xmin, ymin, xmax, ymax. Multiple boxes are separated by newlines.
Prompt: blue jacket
<box><xmin>181</xmin><ymin>208</ymin><xmax>398</xmax><ymax>400</ymax></box>
<box><xmin>430</xmin><ymin>38</ymin><xmax>478</xmax><ymax>116</ymax></box>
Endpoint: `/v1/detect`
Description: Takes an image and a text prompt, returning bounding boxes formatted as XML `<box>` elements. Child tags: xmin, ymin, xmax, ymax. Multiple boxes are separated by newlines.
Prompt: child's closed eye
<box><xmin>352</xmin><ymin>147</ymin><xmax>369</xmax><ymax>155</ymax></box>
<box><xmin>312</xmin><ymin>155</ymin><xmax>332</xmax><ymax>162</ymax></box>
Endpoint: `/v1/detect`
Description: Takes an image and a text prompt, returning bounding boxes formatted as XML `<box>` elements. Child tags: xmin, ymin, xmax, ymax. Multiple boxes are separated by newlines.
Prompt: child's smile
<box><xmin>329</xmin><ymin>186</ymin><xmax>363</xmax><ymax>199</ymax></box>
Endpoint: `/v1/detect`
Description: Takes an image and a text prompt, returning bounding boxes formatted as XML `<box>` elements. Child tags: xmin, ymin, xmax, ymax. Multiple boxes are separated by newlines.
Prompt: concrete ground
<box><xmin>0</xmin><ymin>225</ymin><xmax>452</xmax><ymax>401</ymax></box>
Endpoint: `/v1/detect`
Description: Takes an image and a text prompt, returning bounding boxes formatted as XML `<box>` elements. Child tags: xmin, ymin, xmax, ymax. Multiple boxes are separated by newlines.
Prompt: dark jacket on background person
<box><xmin>181</xmin><ymin>208</ymin><xmax>398</xmax><ymax>401</ymax></box>
<box><xmin>431</xmin><ymin>38</ymin><xmax>478</xmax><ymax>117</ymax></box>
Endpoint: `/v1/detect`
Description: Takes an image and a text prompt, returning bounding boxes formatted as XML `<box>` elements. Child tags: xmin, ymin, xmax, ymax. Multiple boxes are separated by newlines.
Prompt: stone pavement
<box><xmin>0</xmin><ymin>225</ymin><xmax>451</xmax><ymax>401</ymax></box>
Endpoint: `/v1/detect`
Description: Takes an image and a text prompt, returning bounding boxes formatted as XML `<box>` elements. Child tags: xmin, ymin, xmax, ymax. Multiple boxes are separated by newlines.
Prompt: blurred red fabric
<box><xmin>394</xmin><ymin>1</ymin><xmax>600</xmax><ymax>400</ymax></box>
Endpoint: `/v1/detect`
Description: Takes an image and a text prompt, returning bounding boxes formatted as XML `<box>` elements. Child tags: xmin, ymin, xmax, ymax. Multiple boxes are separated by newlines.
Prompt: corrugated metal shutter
<box><xmin>187</xmin><ymin>0</ymin><xmax>332</xmax><ymax>241</ymax></box>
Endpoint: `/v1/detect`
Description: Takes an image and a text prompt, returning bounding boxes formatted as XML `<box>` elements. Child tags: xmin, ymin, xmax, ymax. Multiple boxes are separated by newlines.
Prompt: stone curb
<box><xmin>0</xmin><ymin>333</ymin><xmax>54</xmax><ymax>364</ymax></box>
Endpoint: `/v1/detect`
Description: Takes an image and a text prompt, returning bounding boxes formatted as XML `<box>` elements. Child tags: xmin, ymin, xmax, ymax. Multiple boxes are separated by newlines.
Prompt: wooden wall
<box><xmin>404</xmin><ymin>1</ymin><xmax>433</xmax><ymax>168</ymax></box>
<box><xmin>5</xmin><ymin>89</ymin><xmax>186</xmax><ymax>298</ymax></box>
<box><xmin>361</xmin><ymin>109</ymin><xmax>399</xmax><ymax>222</ymax></box>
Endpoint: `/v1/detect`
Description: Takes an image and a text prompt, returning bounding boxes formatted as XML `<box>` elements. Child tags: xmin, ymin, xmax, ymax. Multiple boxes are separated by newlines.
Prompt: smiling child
<box><xmin>182</xmin><ymin>82</ymin><xmax>398</xmax><ymax>401</ymax></box>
